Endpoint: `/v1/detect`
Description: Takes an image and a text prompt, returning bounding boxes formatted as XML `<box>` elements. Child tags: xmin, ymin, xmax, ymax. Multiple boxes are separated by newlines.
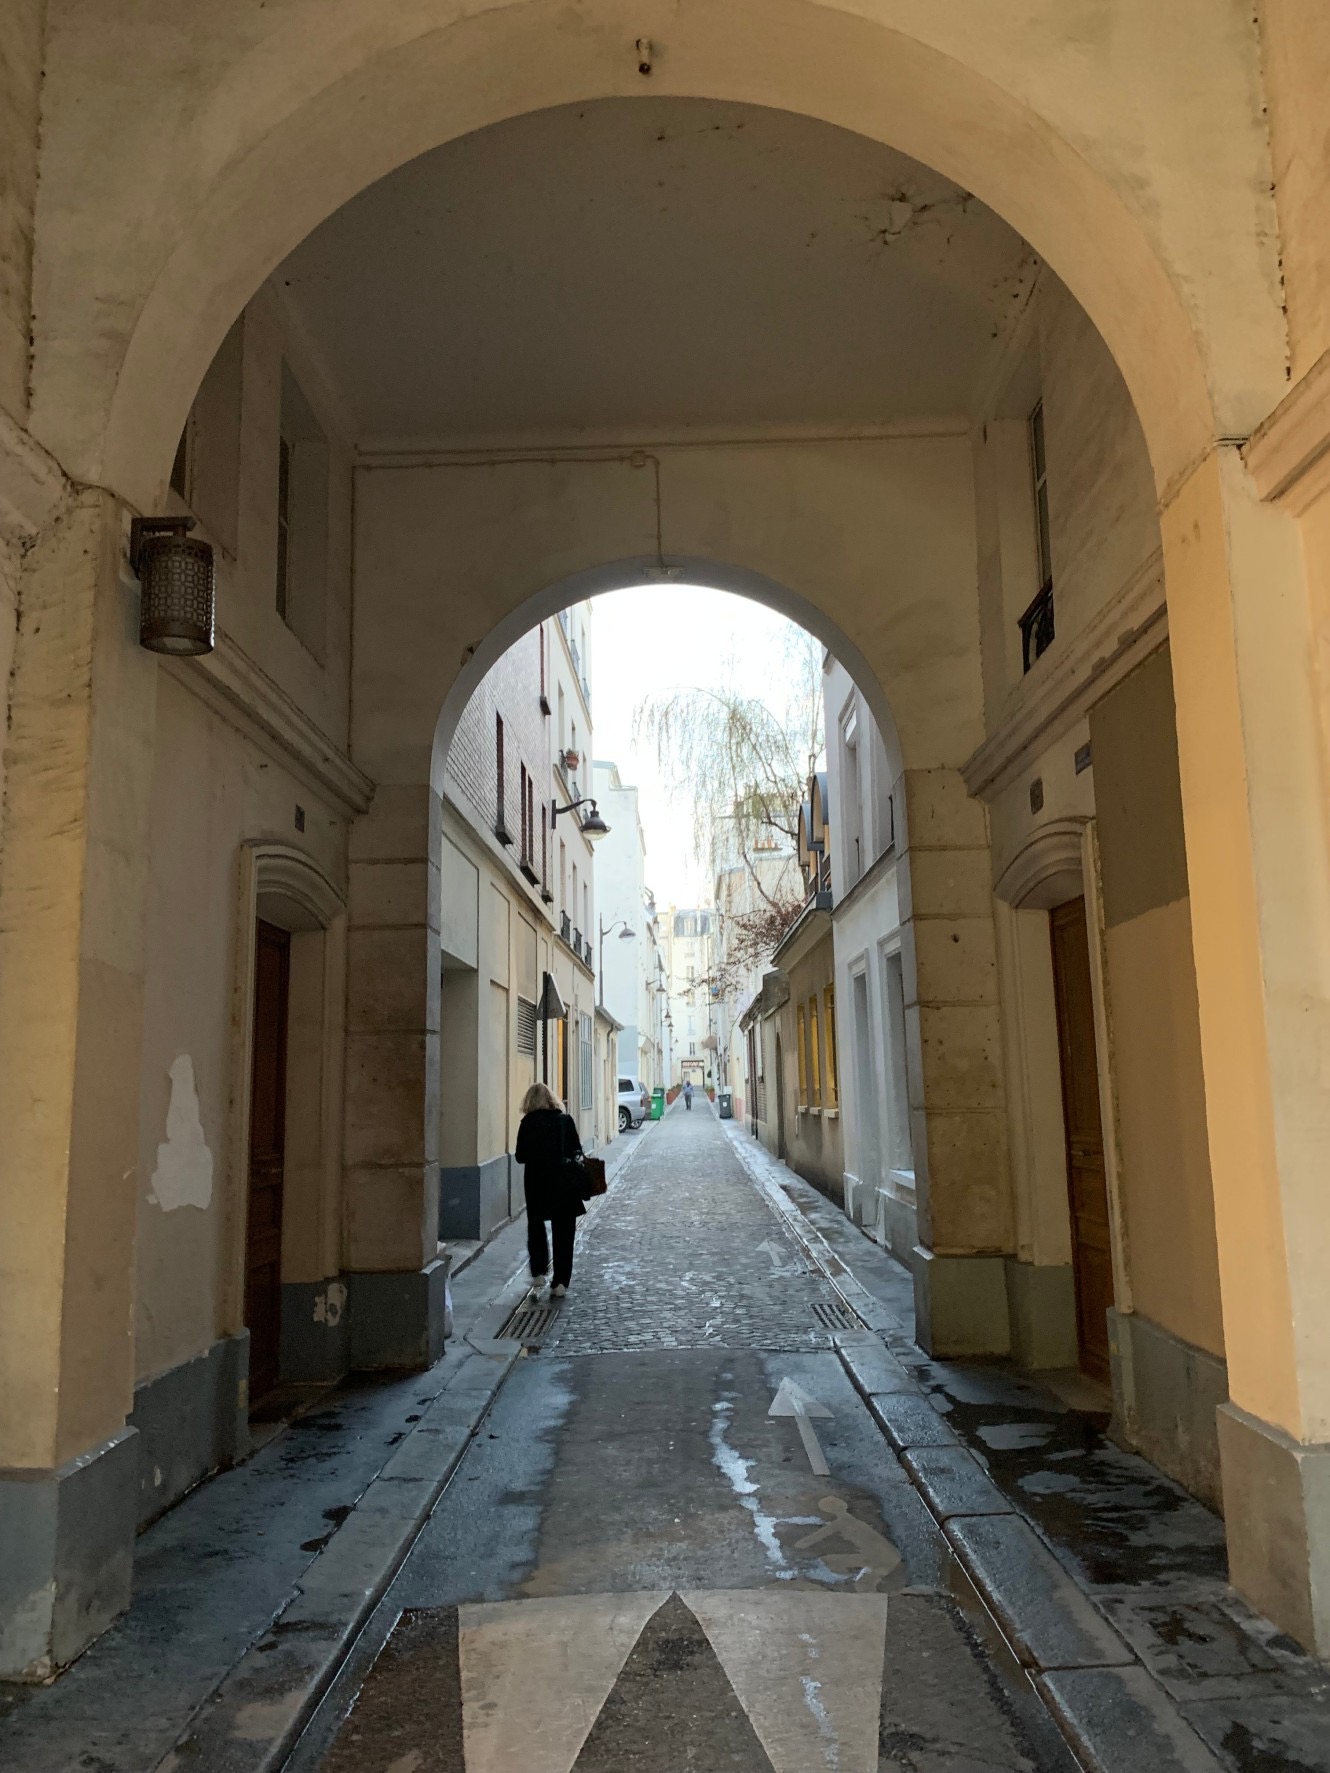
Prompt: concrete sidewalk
<box><xmin>724</xmin><ymin>1119</ymin><xmax>1330</xmax><ymax>1773</ymax></box>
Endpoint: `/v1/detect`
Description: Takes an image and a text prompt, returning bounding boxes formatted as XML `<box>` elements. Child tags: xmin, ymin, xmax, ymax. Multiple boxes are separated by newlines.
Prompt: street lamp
<box><xmin>598</xmin><ymin>918</ymin><xmax>635</xmax><ymax>1009</ymax></box>
<box><xmin>552</xmin><ymin>795</ymin><xmax>609</xmax><ymax>840</ymax></box>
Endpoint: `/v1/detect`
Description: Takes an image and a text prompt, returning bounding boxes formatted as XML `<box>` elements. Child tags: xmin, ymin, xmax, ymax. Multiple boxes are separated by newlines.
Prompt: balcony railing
<box><xmin>560</xmin><ymin>911</ymin><xmax>571</xmax><ymax>943</ymax></box>
<box><xmin>1019</xmin><ymin>580</ymin><xmax>1055</xmax><ymax>673</ymax></box>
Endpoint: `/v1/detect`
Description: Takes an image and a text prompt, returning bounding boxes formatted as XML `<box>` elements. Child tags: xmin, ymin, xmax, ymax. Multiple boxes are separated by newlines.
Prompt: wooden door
<box><xmin>1049</xmin><ymin>898</ymin><xmax>1113</xmax><ymax>1383</ymax></box>
<box><xmin>246</xmin><ymin>920</ymin><xmax>290</xmax><ymax>1404</ymax></box>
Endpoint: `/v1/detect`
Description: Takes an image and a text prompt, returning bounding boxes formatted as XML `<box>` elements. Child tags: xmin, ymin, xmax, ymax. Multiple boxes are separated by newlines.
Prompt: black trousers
<box><xmin>528</xmin><ymin>1210</ymin><xmax>576</xmax><ymax>1287</ymax></box>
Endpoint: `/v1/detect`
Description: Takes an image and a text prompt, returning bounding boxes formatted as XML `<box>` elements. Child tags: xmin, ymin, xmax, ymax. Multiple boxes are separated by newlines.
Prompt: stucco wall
<box><xmin>1259</xmin><ymin>0</ymin><xmax>1330</xmax><ymax>379</ymax></box>
<box><xmin>134</xmin><ymin>677</ymin><xmax>347</xmax><ymax>1384</ymax></box>
<box><xmin>0</xmin><ymin>0</ymin><xmax>44</xmax><ymax>420</ymax></box>
<box><xmin>1089</xmin><ymin>643</ymin><xmax>1223</xmax><ymax>1359</ymax></box>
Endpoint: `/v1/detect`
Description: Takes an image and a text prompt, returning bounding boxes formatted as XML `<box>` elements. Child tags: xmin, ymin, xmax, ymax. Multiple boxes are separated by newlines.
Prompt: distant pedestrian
<box><xmin>683</xmin><ymin>1079</ymin><xmax>694</xmax><ymax>1111</ymax></box>
<box><xmin>515</xmin><ymin>1082</ymin><xmax>586</xmax><ymax>1298</ymax></box>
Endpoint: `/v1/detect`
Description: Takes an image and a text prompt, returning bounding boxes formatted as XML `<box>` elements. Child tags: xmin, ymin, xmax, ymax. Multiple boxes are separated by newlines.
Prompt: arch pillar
<box><xmin>342</xmin><ymin>782</ymin><xmax>448</xmax><ymax>1369</ymax></box>
<box><xmin>1167</xmin><ymin>438</ymin><xmax>1330</xmax><ymax>1653</ymax></box>
<box><xmin>0</xmin><ymin>485</ymin><xmax>159</xmax><ymax>1676</ymax></box>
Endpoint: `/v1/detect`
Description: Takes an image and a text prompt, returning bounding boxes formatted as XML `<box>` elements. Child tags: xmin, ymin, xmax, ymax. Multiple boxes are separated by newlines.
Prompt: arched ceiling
<box><xmin>277</xmin><ymin>97</ymin><xmax>1038</xmax><ymax>443</ymax></box>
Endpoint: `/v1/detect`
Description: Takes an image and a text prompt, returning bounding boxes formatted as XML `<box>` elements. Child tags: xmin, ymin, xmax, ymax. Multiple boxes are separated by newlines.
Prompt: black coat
<box><xmin>515</xmin><ymin>1108</ymin><xmax>587</xmax><ymax>1221</ymax></box>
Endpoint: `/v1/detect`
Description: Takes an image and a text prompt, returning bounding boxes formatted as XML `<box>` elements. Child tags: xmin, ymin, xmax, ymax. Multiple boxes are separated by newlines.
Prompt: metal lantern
<box><xmin>132</xmin><ymin>516</ymin><xmax>216</xmax><ymax>656</ymax></box>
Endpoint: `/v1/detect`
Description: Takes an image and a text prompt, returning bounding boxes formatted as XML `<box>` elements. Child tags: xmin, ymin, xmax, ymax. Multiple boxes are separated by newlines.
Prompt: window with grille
<box><xmin>517</xmin><ymin>996</ymin><xmax>537</xmax><ymax>1056</ymax></box>
<box><xmin>796</xmin><ymin>1005</ymin><xmax>808</xmax><ymax>1105</ymax></box>
<box><xmin>809</xmin><ymin>996</ymin><xmax>822</xmax><ymax>1106</ymax></box>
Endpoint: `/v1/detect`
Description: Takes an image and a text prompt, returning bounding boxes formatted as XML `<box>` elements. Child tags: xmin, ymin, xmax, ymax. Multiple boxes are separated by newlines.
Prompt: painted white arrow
<box><xmin>756</xmin><ymin>1239</ymin><xmax>796</xmax><ymax>1275</ymax></box>
<box><xmin>769</xmin><ymin>1377</ymin><xmax>833</xmax><ymax>1476</ymax></box>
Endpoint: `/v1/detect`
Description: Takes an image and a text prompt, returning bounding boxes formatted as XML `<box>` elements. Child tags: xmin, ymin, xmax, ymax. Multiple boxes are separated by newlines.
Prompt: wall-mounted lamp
<box><xmin>131</xmin><ymin>516</ymin><xmax>215</xmax><ymax>655</ymax></box>
<box><xmin>552</xmin><ymin>795</ymin><xmax>610</xmax><ymax>841</ymax></box>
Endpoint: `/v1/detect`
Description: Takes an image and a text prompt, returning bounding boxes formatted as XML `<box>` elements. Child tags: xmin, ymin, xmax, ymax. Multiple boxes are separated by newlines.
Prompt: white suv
<box><xmin>617</xmin><ymin>1077</ymin><xmax>650</xmax><ymax>1132</ymax></box>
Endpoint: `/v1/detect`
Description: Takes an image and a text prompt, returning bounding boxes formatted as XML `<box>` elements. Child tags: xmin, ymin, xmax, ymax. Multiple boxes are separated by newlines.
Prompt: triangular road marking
<box><xmin>458</xmin><ymin>1591</ymin><xmax>666</xmax><ymax>1773</ymax></box>
<box><xmin>684</xmin><ymin>1589</ymin><xmax>889</xmax><ymax>1773</ymax></box>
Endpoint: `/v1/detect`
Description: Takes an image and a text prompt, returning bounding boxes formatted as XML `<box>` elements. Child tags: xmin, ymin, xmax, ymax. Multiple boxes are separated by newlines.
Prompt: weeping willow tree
<box><xmin>633</xmin><ymin>627</ymin><xmax>825</xmax><ymax>992</ymax></box>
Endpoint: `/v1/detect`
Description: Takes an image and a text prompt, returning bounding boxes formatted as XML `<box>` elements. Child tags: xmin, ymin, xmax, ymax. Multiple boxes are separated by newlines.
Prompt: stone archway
<box><xmin>26</xmin><ymin>0</ymin><xmax>1285</xmax><ymax>510</ymax></box>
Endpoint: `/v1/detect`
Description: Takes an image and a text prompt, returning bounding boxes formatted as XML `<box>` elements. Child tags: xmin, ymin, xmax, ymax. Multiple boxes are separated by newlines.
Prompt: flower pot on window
<box><xmin>562</xmin><ymin>748</ymin><xmax>580</xmax><ymax>772</ymax></box>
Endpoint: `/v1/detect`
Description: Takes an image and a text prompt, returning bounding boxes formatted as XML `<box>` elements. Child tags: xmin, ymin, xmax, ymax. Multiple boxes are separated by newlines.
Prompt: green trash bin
<box><xmin>651</xmin><ymin>1088</ymin><xmax>665</xmax><ymax>1120</ymax></box>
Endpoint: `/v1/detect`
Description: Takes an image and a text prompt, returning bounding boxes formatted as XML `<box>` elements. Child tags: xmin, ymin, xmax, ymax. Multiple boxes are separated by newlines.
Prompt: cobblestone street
<box><xmin>548</xmin><ymin>1099</ymin><xmax>850</xmax><ymax>1355</ymax></box>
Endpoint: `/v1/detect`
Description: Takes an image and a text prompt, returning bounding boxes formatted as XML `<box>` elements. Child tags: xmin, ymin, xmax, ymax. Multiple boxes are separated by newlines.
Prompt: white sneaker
<box><xmin>551</xmin><ymin>1283</ymin><xmax>568</xmax><ymax>1299</ymax></box>
<box><xmin>529</xmin><ymin>1276</ymin><xmax>549</xmax><ymax>1299</ymax></box>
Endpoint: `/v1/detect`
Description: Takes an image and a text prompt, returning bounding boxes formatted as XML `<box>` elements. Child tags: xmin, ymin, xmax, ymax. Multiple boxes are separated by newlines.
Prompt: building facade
<box><xmin>7</xmin><ymin>4</ymin><xmax>1330</xmax><ymax>1672</ymax></box>
<box><xmin>591</xmin><ymin>760</ymin><xmax>668</xmax><ymax>1091</ymax></box>
<box><xmin>821</xmin><ymin>655</ymin><xmax>914</xmax><ymax>1264</ymax></box>
<box><xmin>664</xmin><ymin>908</ymin><xmax>716</xmax><ymax>1090</ymax></box>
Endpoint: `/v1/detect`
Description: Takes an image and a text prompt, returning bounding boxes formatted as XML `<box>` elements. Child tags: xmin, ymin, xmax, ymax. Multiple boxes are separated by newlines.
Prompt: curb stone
<box><xmin>151</xmin><ymin>1349</ymin><xmax>517</xmax><ymax>1773</ymax></box>
<box><xmin>721</xmin><ymin>1121</ymin><xmax>1226</xmax><ymax>1773</ymax></box>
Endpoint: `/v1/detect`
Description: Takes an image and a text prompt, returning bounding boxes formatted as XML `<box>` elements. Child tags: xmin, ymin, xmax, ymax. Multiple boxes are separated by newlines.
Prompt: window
<box><xmin>823</xmin><ymin>985</ymin><xmax>838</xmax><ymax>1108</ymax></box>
<box><xmin>796</xmin><ymin>1005</ymin><xmax>808</xmax><ymax>1105</ymax></box>
<box><xmin>494</xmin><ymin>714</ymin><xmax>509</xmax><ymax>841</ymax></box>
<box><xmin>520</xmin><ymin>764</ymin><xmax>530</xmax><ymax>860</ymax></box>
<box><xmin>556</xmin><ymin>1014</ymin><xmax>568</xmax><ymax>1100</ymax></box>
<box><xmin>275</xmin><ymin>362</ymin><xmax>330</xmax><ymax>657</ymax></box>
<box><xmin>275</xmin><ymin>433</ymin><xmax>291</xmax><ymax>620</ymax></box>
<box><xmin>809</xmin><ymin>996</ymin><xmax>822</xmax><ymax>1106</ymax></box>
<box><xmin>516</xmin><ymin>996</ymin><xmax>537</xmax><ymax>1056</ymax></box>
<box><xmin>1020</xmin><ymin>400</ymin><xmax>1055</xmax><ymax>672</ymax></box>
<box><xmin>541</xmin><ymin>806</ymin><xmax>549</xmax><ymax>893</ymax></box>
<box><xmin>841</xmin><ymin>708</ymin><xmax>863</xmax><ymax>887</ymax></box>
<box><xmin>170</xmin><ymin>422</ymin><xmax>191</xmax><ymax>500</ymax></box>
<box><xmin>882</xmin><ymin>946</ymin><xmax>913</xmax><ymax>1171</ymax></box>
<box><xmin>580</xmin><ymin>1012</ymin><xmax>594</xmax><ymax>1110</ymax></box>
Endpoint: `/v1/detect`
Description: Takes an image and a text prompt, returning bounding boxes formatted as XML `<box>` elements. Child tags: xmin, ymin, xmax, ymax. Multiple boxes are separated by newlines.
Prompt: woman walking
<box><xmin>515</xmin><ymin>1081</ymin><xmax>585</xmax><ymax>1298</ymax></box>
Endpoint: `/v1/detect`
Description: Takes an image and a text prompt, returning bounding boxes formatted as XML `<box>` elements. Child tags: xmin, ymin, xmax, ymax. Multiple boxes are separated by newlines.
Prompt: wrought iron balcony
<box><xmin>560</xmin><ymin>911</ymin><xmax>571</xmax><ymax>943</ymax></box>
<box><xmin>1019</xmin><ymin>580</ymin><xmax>1055</xmax><ymax>673</ymax></box>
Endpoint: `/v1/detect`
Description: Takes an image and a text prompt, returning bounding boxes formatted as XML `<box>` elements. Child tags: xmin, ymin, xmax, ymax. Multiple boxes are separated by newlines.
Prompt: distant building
<box><xmin>664</xmin><ymin>907</ymin><xmax>715</xmax><ymax>1089</ymax></box>
<box><xmin>591</xmin><ymin>760</ymin><xmax>667</xmax><ymax>1091</ymax></box>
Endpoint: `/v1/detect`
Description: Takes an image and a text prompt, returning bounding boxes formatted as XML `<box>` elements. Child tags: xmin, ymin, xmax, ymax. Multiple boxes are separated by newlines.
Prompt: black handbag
<box><xmin>559</xmin><ymin>1116</ymin><xmax>591</xmax><ymax>1200</ymax></box>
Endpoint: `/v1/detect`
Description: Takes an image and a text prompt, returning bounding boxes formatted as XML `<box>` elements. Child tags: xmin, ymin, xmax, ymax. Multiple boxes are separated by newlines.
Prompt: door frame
<box><xmin>992</xmin><ymin>817</ymin><xmax>1132</xmax><ymax>1321</ymax></box>
<box><xmin>224</xmin><ymin>843</ymin><xmax>347</xmax><ymax>1342</ymax></box>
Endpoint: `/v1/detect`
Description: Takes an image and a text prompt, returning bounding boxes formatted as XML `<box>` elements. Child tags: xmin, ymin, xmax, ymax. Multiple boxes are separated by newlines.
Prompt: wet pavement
<box><xmin>287</xmin><ymin>1105</ymin><xmax>1077</xmax><ymax>1772</ymax></box>
<box><xmin>5</xmin><ymin>1101</ymin><xmax>1329</xmax><ymax>1771</ymax></box>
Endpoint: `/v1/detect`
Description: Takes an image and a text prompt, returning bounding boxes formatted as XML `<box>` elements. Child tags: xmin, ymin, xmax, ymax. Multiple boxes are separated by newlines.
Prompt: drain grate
<box><xmin>811</xmin><ymin>1298</ymin><xmax>863</xmax><ymax>1332</ymax></box>
<box><xmin>499</xmin><ymin>1300</ymin><xmax>560</xmax><ymax>1343</ymax></box>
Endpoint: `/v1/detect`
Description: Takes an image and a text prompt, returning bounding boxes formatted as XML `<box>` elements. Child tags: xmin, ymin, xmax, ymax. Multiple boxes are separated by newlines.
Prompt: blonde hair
<box><xmin>521</xmin><ymin>1081</ymin><xmax>563</xmax><ymax>1115</ymax></box>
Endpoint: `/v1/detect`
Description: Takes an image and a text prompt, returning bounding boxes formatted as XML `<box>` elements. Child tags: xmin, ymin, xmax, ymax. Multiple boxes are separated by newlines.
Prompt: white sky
<box><xmin>589</xmin><ymin>585</ymin><xmax>814</xmax><ymax>907</ymax></box>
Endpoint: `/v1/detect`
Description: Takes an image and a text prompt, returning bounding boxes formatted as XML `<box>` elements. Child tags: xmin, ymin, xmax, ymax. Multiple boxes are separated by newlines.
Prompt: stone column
<box><xmin>0</xmin><ymin>488</ymin><xmax>157</xmax><ymax>1677</ymax></box>
<box><xmin>343</xmin><ymin>783</ymin><xmax>448</xmax><ymax>1368</ymax></box>
<box><xmin>898</xmin><ymin>767</ymin><xmax>1012</xmax><ymax>1356</ymax></box>
<box><xmin>1166</xmin><ymin>440</ymin><xmax>1330</xmax><ymax>1654</ymax></box>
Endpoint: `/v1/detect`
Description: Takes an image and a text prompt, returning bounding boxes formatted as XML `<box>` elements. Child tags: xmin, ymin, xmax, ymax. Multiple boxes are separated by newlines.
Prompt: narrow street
<box><xmin>6</xmin><ymin>1102</ymin><xmax>1327</xmax><ymax>1772</ymax></box>
<box><xmin>286</xmin><ymin>1102</ymin><xmax>1075</xmax><ymax>1773</ymax></box>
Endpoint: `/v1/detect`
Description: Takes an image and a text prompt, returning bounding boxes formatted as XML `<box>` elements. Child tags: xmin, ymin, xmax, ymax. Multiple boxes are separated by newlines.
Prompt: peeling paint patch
<box><xmin>148</xmin><ymin>1055</ymin><xmax>213</xmax><ymax>1210</ymax></box>
<box><xmin>314</xmin><ymin>1281</ymin><xmax>347</xmax><ymax>1326</ymax></box>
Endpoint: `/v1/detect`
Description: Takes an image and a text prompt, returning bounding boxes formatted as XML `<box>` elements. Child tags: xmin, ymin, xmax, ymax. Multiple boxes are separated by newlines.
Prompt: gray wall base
<box><xmin>128</xmin><ymin>1332</ymin><xmax>250</xmax><ymax>1529</ymax></box>
<box><xmin>281</xmin><ymin>1276</ymin><xmax>350</xmax><ymax>1385</ymax></box>
<box><xmin>0</xmin><ymin>1426</ymin><xmax>139</xmax><ymax>1680</ymax></box>
<box><xmin>440</xmin><ymin>1153</ymin><xmax>513</xmax><ymax>1241</ymax></box>
<box><xmin>347</xmin><ymin>1256</ymin><xmax>450</xmax><ymax>1371</ymax></box>
<box><xmin>1218</xmin><ymin>1401</ymin><xmax>1330</xmax><ymax>1656</ymax></box>
<box><xmin>1006</xmin><ymin>1260</ymin><xmax>1078</xmax><ymax>1371</ymax></box>
<box><xmin>1109</xmin><ymin>1308</ymin><xmax>1228</xmax><ymax>1510</ymax></box>
<box><xmin>912</xmin><ymin>1246</ymin><xmax>1011</xmax><ymax>1358</ymax></box>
